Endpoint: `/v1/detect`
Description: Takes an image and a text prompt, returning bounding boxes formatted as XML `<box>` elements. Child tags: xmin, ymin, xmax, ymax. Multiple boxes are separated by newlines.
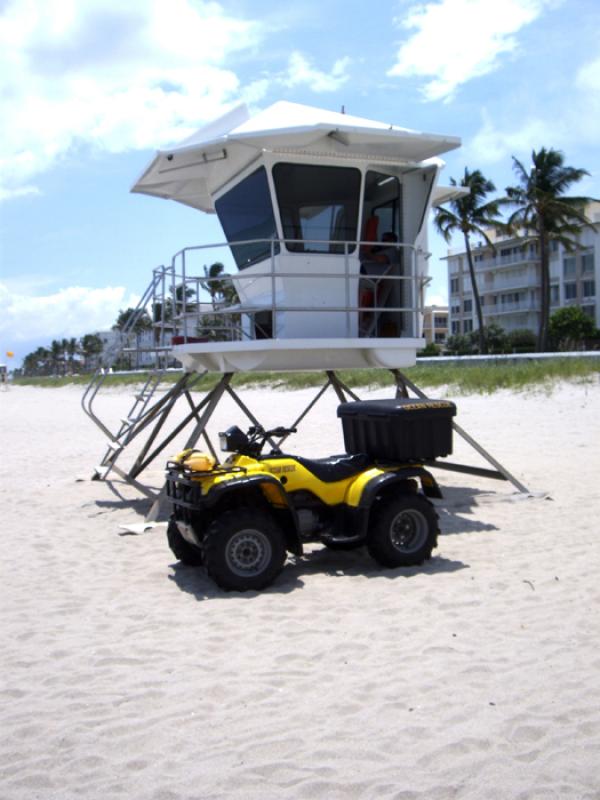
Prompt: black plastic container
<box><xmin>337</xmin><ymin>398</ymin><xmax>456</xmax><ymax>461</ymax></box>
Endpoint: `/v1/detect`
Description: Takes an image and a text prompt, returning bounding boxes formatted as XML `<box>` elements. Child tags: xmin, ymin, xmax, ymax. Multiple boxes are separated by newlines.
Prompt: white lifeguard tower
<box><xmin>83</xmin><ymin>102</ymin><xmax>528</xmax><ymax>507</ymax></box>
<box><xmin>130</xmin><ymin>101</ymin><xmax>463</xmax><ymax>371</ymax></box>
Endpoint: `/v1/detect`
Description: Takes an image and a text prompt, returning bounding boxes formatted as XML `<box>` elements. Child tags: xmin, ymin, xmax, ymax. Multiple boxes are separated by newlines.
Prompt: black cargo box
<box><xmin>337</xmin><ymin>398</ymin><xmax>456</xmax><ymax>462</ymax></box>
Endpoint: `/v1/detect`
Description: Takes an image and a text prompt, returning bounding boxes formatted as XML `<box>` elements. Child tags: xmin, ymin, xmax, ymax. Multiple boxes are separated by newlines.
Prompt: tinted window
<box><xmin>364</xmin><ymin>171</ymin><xmax>402</xmax><ymax>241</ymax></box>
<box><xmin>215</xmin><ymin>167</ymin><xmax>279</xmax><ymax>270</ymax></box>
<box><xmin>273</xmin><ymin>163</ymin><xmax>360</xmax><ymax>254</ymax></box>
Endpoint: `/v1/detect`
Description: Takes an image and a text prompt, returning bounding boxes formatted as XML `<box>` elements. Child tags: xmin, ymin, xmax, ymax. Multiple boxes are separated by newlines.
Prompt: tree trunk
<box><xmin>537</xmin><ymin>223</ymin><xmax>550</xmax><ymax>352</ymax></box>
<box><xmin>463</xmin><ymin>233</ymin><xmax>486</xmax><ymax>354</ymax></box>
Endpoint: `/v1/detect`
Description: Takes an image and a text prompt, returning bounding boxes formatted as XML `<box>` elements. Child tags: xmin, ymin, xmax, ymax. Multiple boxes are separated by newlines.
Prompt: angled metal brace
<box><xmin>389</xmin><ymin>369</ymin><xmax>530</xmax><ymax>494</ymax></box>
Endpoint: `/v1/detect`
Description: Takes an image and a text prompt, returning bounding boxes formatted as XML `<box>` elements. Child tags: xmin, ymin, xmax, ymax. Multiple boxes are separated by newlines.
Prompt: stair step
<box><xmin>94</xmin><ymin>465</ymin><xmax>110</xmax><ymax>478</ymax></box>
<box><xmin>106</xmin><ymin>440</ymin><xmax>122</xmax><ymax>451</ymax></box>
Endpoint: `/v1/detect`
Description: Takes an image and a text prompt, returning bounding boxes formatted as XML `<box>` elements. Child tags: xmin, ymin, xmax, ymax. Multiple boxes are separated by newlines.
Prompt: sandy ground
<box><xmin>1</xmin><ymin>378</ymin><xmax>600</xmax><ymax>800</ymax></box>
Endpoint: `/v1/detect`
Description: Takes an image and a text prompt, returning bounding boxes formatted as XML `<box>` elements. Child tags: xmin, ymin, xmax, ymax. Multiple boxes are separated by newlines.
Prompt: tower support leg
<box><xmin>390</xmin><ymin>369</ymin><xmax>530</xmax><ymax>494</ymax></box>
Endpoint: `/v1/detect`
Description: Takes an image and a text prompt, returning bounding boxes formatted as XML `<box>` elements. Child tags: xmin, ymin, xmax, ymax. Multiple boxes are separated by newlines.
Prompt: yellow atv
<box><xmin>165</xmin><ymin>398</ymin><xmax>456</xmax><ymax>592</ymax></box>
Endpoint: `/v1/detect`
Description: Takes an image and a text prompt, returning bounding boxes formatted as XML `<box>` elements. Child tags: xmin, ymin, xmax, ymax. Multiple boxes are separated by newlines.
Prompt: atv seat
<box><xmin>290</xmin><ymin>453</ymin><xmax>372</xmax><ymax>483</ymax></box>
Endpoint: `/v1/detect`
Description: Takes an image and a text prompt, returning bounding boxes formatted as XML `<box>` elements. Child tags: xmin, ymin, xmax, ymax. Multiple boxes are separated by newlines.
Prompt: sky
<box><xmin>1</xmin><ymin>0</ymin><xmax>599</xmax><ymax>365</ymax></box>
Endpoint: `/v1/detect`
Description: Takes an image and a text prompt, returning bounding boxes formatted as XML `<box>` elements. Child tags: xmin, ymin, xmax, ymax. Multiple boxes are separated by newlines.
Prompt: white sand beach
<box><xmin>1</xmin><ymin>380</ymin><xmax>600</xmax><ymax>800</ymax></box>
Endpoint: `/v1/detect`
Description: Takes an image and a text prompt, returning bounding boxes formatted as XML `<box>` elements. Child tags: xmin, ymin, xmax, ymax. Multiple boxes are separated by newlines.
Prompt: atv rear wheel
<box><xmin>167</xmin><ymin>518</ymin><xmax>204</xmax><ymax>566</ymax></box>
<box><xmin>204</xmin><ymin>508</ymin><xmax>286</xmax><ymax>591</ymax></box>
<box><xmin>368</xmin><ymin>494</ymin><xmax>438</xmax><ymax>568</ymax></box>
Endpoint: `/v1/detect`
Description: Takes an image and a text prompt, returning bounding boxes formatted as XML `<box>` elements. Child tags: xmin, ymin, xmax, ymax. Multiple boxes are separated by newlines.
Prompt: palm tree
<box><xmin>434</xmin><ymin>168</ymin><xmax>503</xmax><ymax>354</ymax></box>
<box><xmin>200</xmin><ymin>262</ymin><xmax>227</xmax><ymax>309</ymax></box>
<box><xmin>113</xmin><ymin>308</ymin><xmax>153</xmax><ymax>369</ymax></box>
<box><xmin>504</xmin><ymin>148</ymin><xmax>595</xmax><ymax>351</ymax></box>
<box><xmin>23</xmin><ymin>346</ymin><xmax>51</xmax><ymax>376</ymax></box>
<box><xmin>50</xmin><ymin>339</ymin><xmax>63</xmax><ymax>376</ymax></box>
<box><xmin>80</xmin><ymin>333</ymin><xmax>103</xmax><ymax>371</ymax></box>
<box><xmin>66</xmin><ymin>337</ymin><xmax>79</xmax><ymax>373</ymax></box>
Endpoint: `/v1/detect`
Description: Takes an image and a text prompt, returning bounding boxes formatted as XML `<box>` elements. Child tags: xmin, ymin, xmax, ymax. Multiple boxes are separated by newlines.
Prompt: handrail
<box><xmin>142</xmin><ymin>235</ymin><xmax>427</xmax><ymax>345</ymax></box>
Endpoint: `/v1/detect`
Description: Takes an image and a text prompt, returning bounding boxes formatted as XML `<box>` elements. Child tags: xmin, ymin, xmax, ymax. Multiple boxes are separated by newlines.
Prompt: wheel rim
<box><xmin>225</xmin><ymin>529</ymin><xmax>272</xmax><ymax>577</ymax></box>
<box><xmin>389</xmin><ymin>509</ymin><xmax>429</xmax><ymax>554</ymax></box>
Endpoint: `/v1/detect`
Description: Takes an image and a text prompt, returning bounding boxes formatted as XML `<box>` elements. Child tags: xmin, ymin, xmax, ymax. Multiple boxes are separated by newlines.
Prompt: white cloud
<box><xmin>466</xmin><ymin>49</ymin><xmax>600</xmax><ymax>168</ymax></box>
<box><xmin>0</xmin><ymin>0</ymin><xmax>262</xmax><ymax>198</ymax></box>
<box><xmin>283</xmin><ymin>52</ymin><xmax>351</xmax><ymax>92</ymax></box>
<box><xmin>467</xmin><ymin>112</ymin><xmax>554</xmax><ymax>164</ymax></box>
<box><xmin>0</xmin><ymin>185</ymin><xmax>41</xmax><ymax>201</ymax></box>
<box><xmin>388</xmin><ymin>0</ymin><xmax>552</xmax><ymax>101</ymax></box>
<box><xmin>576</xmin><ymin>56</ymin><xmax>600</xmax><ymax>93</ymax></box>
<box><xmin>0</xmin><ymin>283</ymin><xmax>140</xmax><ymax>342</ymax></box>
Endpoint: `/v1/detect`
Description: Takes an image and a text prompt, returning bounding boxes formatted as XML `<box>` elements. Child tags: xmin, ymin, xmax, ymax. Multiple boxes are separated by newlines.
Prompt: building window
<box><xmin>501</xmin><ymin>292</ymin><xmax>522</xmax><ymax>305</ymax></box>
<box><xmin>582</xmin><ymin>253</ymin><xmax>594</xmax><ymax>274</ymax></box>
<box><xmin>273</xmin><ymin>162</ymin><xmax>361</xmax><ymax>254</ymax></box>
<box><xmin>434</xmin><ymin>315</ymin><xmax>447</xmax><ymax>327</ymax></box>
<box><xmin>450</xmin><ymin>278</ymin><xmax>459</xmax><ymax>294</ymax></box>
<box><xmin>564</xmin><ymin>282</ymin><xmax>577</xmax><ymax>300</ymax></box>
<box><xmin>463</xmin><ymin>319</ymin><xmax>473</xmax><ymax>333</ymax></box>
<box><xmin>563</xmin><ymin>257</ymin><xmax>576</xmax><ymax>278</ymax></box>
<box><xmin>582</xmin><ymin>305</ymin><xmax>595</xmax><ymax>319</ymax></box>
<box><xmin>215</xmin><ymin>167</ymin><xmax>280</xmax><ymax>269</ymax></box>
<box><xmin>550</xmin><ymin>285</ymin><xmax>559</xmax><ymax>305</ymax></box>
<box><xmin>451</xmin><ymin>303</ymin><xmax>460</xmax><ymax>315</ymax></box>
<box><xmin>451</xmin><ymin>321</ymin><xmax>460</xmax><ymax>334</ymax></box>
<box><xmin>550</xmin><ymin>240</ymin><xmax>559</xmax><ymax>252</ymax></box>
<box><xmin>463</xmin><ymin>298</ymin><xmax>473</xmax><ymax>313</ymax></box>
<box><xmin>583</xmin><ymin>280</ymin><xmax>596</xmax><ymax>298</ymax></box>
<box><xmin>434</xmin><ymin>332</ymin><xmax>446</xmax><ymax>343</ymax></box>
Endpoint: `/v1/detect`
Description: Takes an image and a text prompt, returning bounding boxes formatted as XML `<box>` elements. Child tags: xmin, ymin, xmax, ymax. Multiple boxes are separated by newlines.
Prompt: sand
<box><xmin>1</xmin><ymin>379</ymin><xmax>599</xmax><ymax>800</ymax></box>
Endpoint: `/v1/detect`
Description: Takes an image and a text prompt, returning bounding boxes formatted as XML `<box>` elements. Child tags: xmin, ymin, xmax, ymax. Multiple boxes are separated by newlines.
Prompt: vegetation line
<box><xmin>13</xmin><ymin>358</ymin><xmax>600</xmax><ymax>395</ymax></box>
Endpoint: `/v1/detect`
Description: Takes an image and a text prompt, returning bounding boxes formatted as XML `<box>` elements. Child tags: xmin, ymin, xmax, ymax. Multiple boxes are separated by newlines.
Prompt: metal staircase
<box><xmin>81</xmin><ymin>265</ymin><xmax>183</xmax><ymax>487</ymax></box>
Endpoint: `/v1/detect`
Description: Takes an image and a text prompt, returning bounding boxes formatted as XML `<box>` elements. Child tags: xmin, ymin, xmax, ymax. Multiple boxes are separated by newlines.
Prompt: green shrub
<box><xmin>418</xmin><ymin>342</ymin><xmax>441</xmax><ymax>357</ymax></box>
<box><xmin>445</xmin><ymin>334</ymin><xmax>473</xmax><ymax>355</ymax></box>
<box><xmin>507</xmin><ymin>328</ymin><xmax>537</xmax><ymax>353</ymax></box>
<box><xmin>549</xmin><ymin>306</ymin><xmax>596</xmax><ymax>350</ymax></box>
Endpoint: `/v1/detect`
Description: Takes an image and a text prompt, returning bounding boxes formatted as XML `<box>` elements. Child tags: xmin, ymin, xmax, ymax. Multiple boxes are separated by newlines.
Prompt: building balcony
<box><xmin>481</xmin><ymin>278</ymin><xmax>538</xmax><ymax>293</ymax></box>
<box><xmin>486</xmin><ymin>301</ymin><xmax>540</xmax><ymax>315</ymax></box>
<box><xmin>474</xmin><ymin>254</ymin><xmax>538</xmax><ymax>271</ymax></box>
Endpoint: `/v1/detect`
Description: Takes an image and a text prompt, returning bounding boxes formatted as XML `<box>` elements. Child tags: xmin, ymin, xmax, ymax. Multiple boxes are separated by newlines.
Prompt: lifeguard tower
<box><xmin>83</xmin><ymin>102</ymin><xmax>527</xmax><ymax>509</ymax></box>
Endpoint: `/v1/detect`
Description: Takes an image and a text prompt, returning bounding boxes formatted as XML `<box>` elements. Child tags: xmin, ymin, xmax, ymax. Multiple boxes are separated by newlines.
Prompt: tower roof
<box><xmin>131</xmin><ymin>101</ymin><xmax>461</xmax><ymax>212</ymax></box>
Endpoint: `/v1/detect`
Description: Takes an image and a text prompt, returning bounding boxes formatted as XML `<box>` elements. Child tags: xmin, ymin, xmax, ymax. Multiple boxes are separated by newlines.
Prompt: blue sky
<box><xmin>1</xmin><ymin>0</ymin><xmax>599</xmax><ymax>365</ymax></box>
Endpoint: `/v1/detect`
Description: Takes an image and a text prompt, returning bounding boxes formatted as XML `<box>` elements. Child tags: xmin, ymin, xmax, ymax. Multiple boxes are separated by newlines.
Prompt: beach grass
<box><xmin>13</xmin><ymin>357</ymin><xmax>600</xmax><ymax>394</ymax></box>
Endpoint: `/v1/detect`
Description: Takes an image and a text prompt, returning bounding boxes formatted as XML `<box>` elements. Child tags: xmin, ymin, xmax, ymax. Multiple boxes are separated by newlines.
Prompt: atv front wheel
<box><xmin>204</xmin><ymin>508</ymin><xmax>286</xmax><ymax>591</ymax></box>
<box><xmin>368</xmin><ymin>494</ymin><xmax>438</xmax><ymax>568</ymax></box>
<box><xmin>167</xmin><ymin>518</ymin><xmax>204</xmax><ymax>566</ymax></box>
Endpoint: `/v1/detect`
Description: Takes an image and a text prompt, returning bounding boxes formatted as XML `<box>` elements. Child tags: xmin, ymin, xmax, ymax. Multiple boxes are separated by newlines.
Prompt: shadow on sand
<box><xmin>435</xmin><ymin>484</ymin><xmax>500</xmax><ymax>537</ymax></box>
<box><xmin>168</xmin><ymin>545</ymin><xmax>470</xmax><ymax>603</ymax></box>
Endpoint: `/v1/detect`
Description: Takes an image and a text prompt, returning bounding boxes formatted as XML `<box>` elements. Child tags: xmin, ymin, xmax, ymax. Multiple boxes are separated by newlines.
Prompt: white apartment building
<box><xmin>446</xmin><ymin>201</ymin><xmax>600</xmax><ymax>336</ymax></box>
<box><xmin>97</xmin><ymin>328</ymin><xmax>157</xmax><ymax>368</ymax></box>
<box><xmin>422</xmin><ymin>305</ymin><xmax>449</xmax><ymax>345</ymax></box>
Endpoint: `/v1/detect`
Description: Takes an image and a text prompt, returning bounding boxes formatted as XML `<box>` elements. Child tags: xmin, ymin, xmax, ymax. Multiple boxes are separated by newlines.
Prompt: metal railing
<box><xmin>145</xmin><ymin>237</ymin><xmax>426</xmax><ymax>346</ymax></box>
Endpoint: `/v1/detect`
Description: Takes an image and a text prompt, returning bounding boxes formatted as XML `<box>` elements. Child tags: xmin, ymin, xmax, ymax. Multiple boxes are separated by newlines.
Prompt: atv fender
<box><xmin>204</xmin><ymin>475</ymin><xmax>303</xmax><ymax>556</ymax></box>
<box><xmin>351</xmin><ymin>467</ymin><xmax>442</xmax><ymax>538</ymax></box>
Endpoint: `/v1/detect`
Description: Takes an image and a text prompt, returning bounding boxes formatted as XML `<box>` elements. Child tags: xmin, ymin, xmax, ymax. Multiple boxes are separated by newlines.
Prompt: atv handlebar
<box><xmin>252</xmin><ymin>425</ymin><xmax>297</xmax><ymax>439</ymax></box>
<box><xmin>219</xmin><ymin>424</ymin><xmax>297</xmax><ymax>456</ymax></box>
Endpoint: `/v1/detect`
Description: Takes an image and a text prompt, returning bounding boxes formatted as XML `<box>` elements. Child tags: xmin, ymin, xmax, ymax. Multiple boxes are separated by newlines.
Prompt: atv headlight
<box><xmin>219</xmin><ymin>425</ymin><xmax>248</xmax><ymax>453</ymax></box>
